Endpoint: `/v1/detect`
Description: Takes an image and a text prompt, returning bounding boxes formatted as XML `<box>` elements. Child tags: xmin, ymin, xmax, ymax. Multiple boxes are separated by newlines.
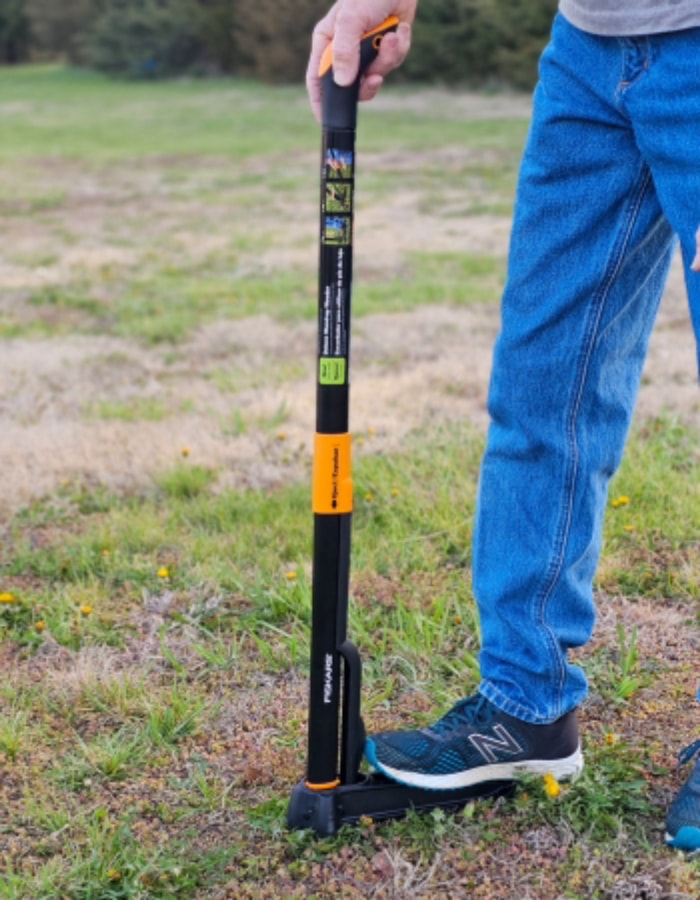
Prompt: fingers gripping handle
<box><xmin>318</xmin><ymin>16</ymin><xmax>399</xmax><ymax>130</ymax></box>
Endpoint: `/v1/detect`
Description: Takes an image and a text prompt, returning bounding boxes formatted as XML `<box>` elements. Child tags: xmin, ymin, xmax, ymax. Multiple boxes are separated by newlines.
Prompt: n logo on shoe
<box><xmin>469</xmin><ymin>724</ymin><xmax>523</xmax><ymax>763</ymax></box>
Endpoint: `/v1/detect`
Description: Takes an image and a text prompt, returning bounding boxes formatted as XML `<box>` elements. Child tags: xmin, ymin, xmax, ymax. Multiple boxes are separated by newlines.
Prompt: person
<box><xmin>307</xmin><ymin>1</ymin><xmax>700</xmax><ymax>851</ymax></box>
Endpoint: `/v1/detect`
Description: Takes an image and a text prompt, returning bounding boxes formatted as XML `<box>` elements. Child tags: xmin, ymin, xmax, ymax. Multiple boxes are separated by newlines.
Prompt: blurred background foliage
<box><xmin>1</xmin><ymin>0</ymin><xmax>558</xmax><ymax>88</ymax></box>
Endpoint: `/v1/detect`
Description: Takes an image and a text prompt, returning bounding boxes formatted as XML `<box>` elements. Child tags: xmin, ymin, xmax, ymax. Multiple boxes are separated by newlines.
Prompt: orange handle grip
<box><xmin>317</xmin><ymin>16</ymin><xmax>399</xmax><ymax>130</ymax></box>
<box><xmin>318</xmin><ymin>15</ymin><xmax>400</xmax><ymax>78</ymax></box>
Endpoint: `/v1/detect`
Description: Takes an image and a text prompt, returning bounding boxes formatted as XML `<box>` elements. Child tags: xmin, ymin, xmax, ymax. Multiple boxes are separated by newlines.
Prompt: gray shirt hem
<box><xmin>559</xmin><ymin>0</ymin><xmax>700</xmax><ymax>36</ymax></box>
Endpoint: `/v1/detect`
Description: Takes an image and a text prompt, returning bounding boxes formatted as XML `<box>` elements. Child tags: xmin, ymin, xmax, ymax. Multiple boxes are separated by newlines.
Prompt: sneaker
<box><xmin>364</xmin><ymin>693</ymin><xmax>583</xmax><ymax>791</ymax></box>
<box><xmin>665</xmin><ymin>738</ymin><xmax>700</xmax><ymax>851</ymax></box>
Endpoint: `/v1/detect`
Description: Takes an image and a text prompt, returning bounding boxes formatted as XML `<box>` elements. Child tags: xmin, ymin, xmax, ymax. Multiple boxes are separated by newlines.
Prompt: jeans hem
<box><xmin>479</xmin><ymin>680</ymin><xmax>579</xmax><ymax>725</ymax></box>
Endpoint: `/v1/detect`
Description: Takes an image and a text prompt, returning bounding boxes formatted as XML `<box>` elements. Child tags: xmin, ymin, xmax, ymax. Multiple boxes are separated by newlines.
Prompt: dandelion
<box><xmin>106</xmin><ymin>868</ymin><xmax>121</xmax><ymax>881</ymax></box>
<box><xmin>364</xmin><ymin>492</ymin><xmax>374</xmax><ymax>502</ymax></box>
<box><xmin>285</xmin><ymin>570</ymin><xmax>297</xmax><ymax>581</ymax></box>
<box><xmin>0</xmin><ymin>592</ymin><xmax>15</xmax><ymax>604</ymax></box>
<box><xmin>80</xmin><ymin>604</ymin><xmax>93</xmax><ymax>616</ymax></box>
<box><xmin>611</xmin><ymin>495</ymin><xmax>629</xmax><ymax>508</ymax></box>
<box><xmin>101</xmin><ymin>549</ymin><xmax>111</xmax><ymax>557</ymax></box>
<box><xmin>623</xmin><ymin>524</ymin><xmax>635</xmax><ymax>532</ymax></box>
<box><xmin>157</xmin><ymin>567</ymin><xmax>169</xmax><ymax>578</ymax></box>
<box><xmin>604</xmin><ymin>732</ymin><xmax>616</xmax><ymax>746</ymax></box>
<box><xmin>543</xmin><ymin>773</ymin><xmax>561</xmax><ymax>798</ymax></box>
<box><xmin>453</xmin><ymin>615</ymin><xmax>462</xmax><ymax>625</ymax></box>
<box><xmin>180</xmin><ymin>447</ymin><xmax>190</xmax><ymax>458</ymax></box>
<box><xmin>391</xmin><ymin>487</ymin><xmax>401</xmax><ymax>497</ymax></box>
<box><xmin>35</xmin><ymin>620</ymin><xmax>45</xmax><ymax>632</ymax></box>
<box><xmin>355</xmin><ymin>436</ymin><xmax>366</xmax><ymax>447</ymax></box>
<box><xmin>276</xmin><ymin>431</ymin><xmax>287</xmax><ymax>441</ymax></box>
<box><xmin>367</xmin><ymin>427</ymin><xmax>377</xmax><ymax>436</ymax></box>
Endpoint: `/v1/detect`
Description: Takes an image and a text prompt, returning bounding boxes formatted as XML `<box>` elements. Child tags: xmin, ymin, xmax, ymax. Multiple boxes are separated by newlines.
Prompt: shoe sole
<box><xmin>664</xmin><ymin>826</ymin><xmax>700</xmax><ymax>852</ymax></box>
<box><xmin>365</xmin><ymin>742</ymin><xmax>584</xmax><ymax>791</ymax></box>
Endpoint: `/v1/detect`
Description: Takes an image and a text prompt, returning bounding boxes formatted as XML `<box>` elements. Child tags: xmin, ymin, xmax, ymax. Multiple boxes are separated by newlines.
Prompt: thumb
<box><xmin>332</xmin><ymin>33</ymin><xmax>361</xmax><ymax>86</ymax></box>
<box><xmin>331</xmin><ymin>10</ymin><xmax>366</xmax><ymax>86</ymax></box>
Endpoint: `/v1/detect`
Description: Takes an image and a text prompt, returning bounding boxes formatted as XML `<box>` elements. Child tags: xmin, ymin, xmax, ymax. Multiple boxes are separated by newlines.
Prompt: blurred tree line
<box><xmin>1</xmin><ymin>0</ymin><xmax>557</xmax><ymax>88</ymax></box>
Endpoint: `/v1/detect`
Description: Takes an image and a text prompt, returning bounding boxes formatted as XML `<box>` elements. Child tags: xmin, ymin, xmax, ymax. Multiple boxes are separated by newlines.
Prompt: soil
<box><xmin>1</xmin><ymin>238</ymin><xmax>697</xmax><ymax>520</ymax></box>
<box><xmin>1</xmin><ymin>89</ymin><xmax>699</xmax><ymax>897</ymax></box>
<box><xmin>2</xmin><ymin>85</ymin><xmax>698</xmax><ymax>519</ymax></box>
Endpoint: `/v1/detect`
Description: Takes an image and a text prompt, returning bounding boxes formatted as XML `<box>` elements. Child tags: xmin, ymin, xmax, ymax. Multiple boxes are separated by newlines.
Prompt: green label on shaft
<box><xmin>319</xmin><ymin>357</ymin><xmax>346</xmax><ymax>385</ymax></box>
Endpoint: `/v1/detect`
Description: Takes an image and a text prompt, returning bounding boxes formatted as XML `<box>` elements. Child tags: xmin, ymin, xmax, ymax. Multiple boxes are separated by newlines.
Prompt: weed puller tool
<box><xmin>287</xmin><ymin>17</ymin><xmax>512</xmax><ymax>836</ymax></box>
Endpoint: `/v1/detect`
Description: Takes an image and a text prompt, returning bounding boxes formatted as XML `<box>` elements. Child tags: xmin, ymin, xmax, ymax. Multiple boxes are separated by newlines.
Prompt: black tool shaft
<box><xmin>302</xmin><ymin>16</ymin><xmax>399</xmax><ymax>792</ymax></box>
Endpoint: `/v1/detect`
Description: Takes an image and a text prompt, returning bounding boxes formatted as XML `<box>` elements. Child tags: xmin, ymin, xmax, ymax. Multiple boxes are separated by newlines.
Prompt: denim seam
<box><xmin>616</xmin><ymin>38</ymin><xmax>652</xmax><ymax>104</ymax></box>
<box><xmin>596</xmin><ymin>218</ymin><xmax>674</xmax><ymax>342</ymax></box>
<box><xmin>532</xmin><ymin>164</ymin><xmax>653</xmax><ymax>721</ymax></box>
<box><xmin>478</xmin><ymin>681</ymin><xmax>551</xmax><ymax>725</ymax></box>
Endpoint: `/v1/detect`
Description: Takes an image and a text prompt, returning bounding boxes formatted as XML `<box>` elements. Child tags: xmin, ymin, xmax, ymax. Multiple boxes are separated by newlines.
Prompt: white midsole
<box><xmin>375</xmin><ymin>746</ymin><xmax>584</xmax><ymax>791</ymax></box>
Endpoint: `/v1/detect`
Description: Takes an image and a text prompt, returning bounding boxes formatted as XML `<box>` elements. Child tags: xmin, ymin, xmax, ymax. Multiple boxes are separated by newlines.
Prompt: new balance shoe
<box><xmin>665</xmin><ymin>738</ymin><xmax>700</xmax><ymax>851</ymax></box>
<box><xmin>365</xmin><ymin>693</ymin><xmax>583</xmax><ymax>791</ymax></box>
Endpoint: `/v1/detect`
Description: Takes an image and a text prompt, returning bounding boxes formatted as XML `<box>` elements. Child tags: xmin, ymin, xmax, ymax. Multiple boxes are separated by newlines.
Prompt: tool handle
<box><xmin>318</xmin><ymin>16</ymin><xmax>399</xmax><ymax>130</ymax></box>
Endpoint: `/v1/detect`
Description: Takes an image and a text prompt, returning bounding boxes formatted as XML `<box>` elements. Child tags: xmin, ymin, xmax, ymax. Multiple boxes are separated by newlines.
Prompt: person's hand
<box><xmin>692</xmin><ymin>226</ymin><xmax>700</xmax><ymax>272</ymax></box>
<box><xmin>306</xmin><ymin>1</ymin><xmax>416</xmax><ymax>121</ymax></box>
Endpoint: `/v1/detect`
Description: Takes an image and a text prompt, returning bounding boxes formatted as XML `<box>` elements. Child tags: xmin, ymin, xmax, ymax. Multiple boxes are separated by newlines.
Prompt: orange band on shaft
<box><xmin>312</xmin><ymin>433</ymin><xmax>352</xmax><ymax>514</ymax></box>
<box><xmin>305</xmin><ymin>779</ymin><xmax>341</xmax><ymax>791</ymax></box>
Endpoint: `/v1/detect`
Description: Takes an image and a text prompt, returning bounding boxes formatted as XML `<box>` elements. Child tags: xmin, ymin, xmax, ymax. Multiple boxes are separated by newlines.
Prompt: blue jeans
<box><xmin>474</xmin><ymin>14</ymin><xmax>700</xmax><ymax>724</ymax></box>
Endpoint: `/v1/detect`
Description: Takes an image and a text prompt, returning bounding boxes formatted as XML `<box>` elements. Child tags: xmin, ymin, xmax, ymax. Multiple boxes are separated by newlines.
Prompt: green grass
<box><xmin>0</xmin><ymin>64</ymin><xmax>521</xmax><ymax>344</ymax></box>
<box><xmin>0</xmin><ymin>66</ymin><xmax>313</xmax><ymax>162</ymax></box>
<box><xmin>3</xmin><ymin>416</ymin><xmax>697</xmax><ymax>668</ymax></box>
<box><xmin>599</xmin><ymin>415</ymin><xmax>700</xmax><ymax>600</ymax></box>
<box><xmin>0</xmin><ymin>65</ymin><xmax>528</xmax><ymax>163</ymax></box>
<box><xmin>1</xmin><ymin>66</ymin><xmax>698</xmax><ymax>898</ymax></box>
<box><xmin>84</xmin><ymin>397</ymin><xmax>171</xmax><ymax>422</ymax></box>
<box><xmin>1</xmin><ymin>420</ymin><xmax>699</xmax><ymax>896</ymax></box>
<box><xmin>1</xmin><ymin>249</ymin><xmax>504</xmax><ymax>343</ymax></box>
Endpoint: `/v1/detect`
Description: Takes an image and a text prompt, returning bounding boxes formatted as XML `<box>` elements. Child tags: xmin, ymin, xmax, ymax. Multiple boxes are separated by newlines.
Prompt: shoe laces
<box><xmin>429</xmin><ymin>694</ymin><xmax>494</xmax><ymax>737</ymax></box>
<box><xmin>678</xmin><ymin>738</ymin><xmax>700</xmax><ymax>766</ymax></box>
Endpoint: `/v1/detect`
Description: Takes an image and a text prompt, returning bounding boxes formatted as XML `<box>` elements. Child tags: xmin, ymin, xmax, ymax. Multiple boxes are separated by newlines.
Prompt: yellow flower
<box><xmin>604</xmin><ymin>731</ymin><xmax>616</xmax><ymax>746</ymax></box>
<box><xmin>364</xmin><ymin>492</ymin><xmax>373</xmax><ymax>502</ymax></box>
<box><xmin>106</xmin><ymin>868</ymin><xmax>121</xmax><ymax>881</ymax></box>
<box><xmin>623</xmin><ymin>524</ymin><xmax>635</xmax><ymax>532</ymax></box>
<box><xmin>180</xmin><ymin>447</ymin><xmax>190</xmax><ymax>458</ymax></box>
<box><xmin>0</xmin><ymin>592</ymin><xmax>15</xmax><ymax>603</ymax></box>
<box><xmin>543</xmin><ymin>773</ymin><xmax>561</xmax><ymax>798</ymax></box>
<box><xmin>391</xmin><ymin>487</ymin><xmax>401</xmax><ymax>497</ymax></box>
<box><xmin>285</xmin><ymin>570</ymin><xmax>297</xmax><ymax>581</ymax></box>
<box><xmin>101</xmin><ymin>549</ymin><xmax>111</xmax><ymax>557</ymax></box>
<box><xmin>80</xmin><ymin>604</ymin><xmax>93</xmax><ymax>616</ymax></box>
<box><xmin>35</xmin><ymin>620</ymin><xmax>46</xmax><ymax>632</ymax></box>
<box><xmin>157</xmin><ymin>567</ymin><xmax>169</xmax><ymax>578</ymax></box>
<box><xmin>611</xmin><ymin>495</ymin><xmax>629</xmax><ymax>508</ymax></box>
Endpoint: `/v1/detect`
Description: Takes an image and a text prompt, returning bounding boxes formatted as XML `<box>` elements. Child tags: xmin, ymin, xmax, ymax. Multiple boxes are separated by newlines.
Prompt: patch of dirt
<box><xmin>1</xmin><ymin>96</ymin><xmax>697</xmax><ymax>519</ymax></box>
<box><xmin>2</xmin><ymin>90</ymin><xmax>699</xmax><ymax>900</ymax></box>
<box><xmin>2</xmin><ymin>243</ymin><xmax>697</xmax><ymax>519</ymax></box>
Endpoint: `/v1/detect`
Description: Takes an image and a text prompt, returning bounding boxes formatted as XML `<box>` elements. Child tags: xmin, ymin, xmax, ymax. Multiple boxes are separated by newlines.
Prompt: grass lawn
<box><xmin>0</xmin><ymin>64</ymin><xmax>698</xmax><ymax>898</ymax></box>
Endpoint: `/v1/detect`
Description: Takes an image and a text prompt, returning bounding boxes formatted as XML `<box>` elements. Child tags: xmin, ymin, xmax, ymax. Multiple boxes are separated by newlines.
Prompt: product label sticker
<box><xmin>319</xmin><ymin>356</ymin><xmax>346</xmax><ymax>385</ymax></box>
<box><xmin>319</xmin><ymin>245</ymin><xmax>349</xmax><ymax>359</ymax></box>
